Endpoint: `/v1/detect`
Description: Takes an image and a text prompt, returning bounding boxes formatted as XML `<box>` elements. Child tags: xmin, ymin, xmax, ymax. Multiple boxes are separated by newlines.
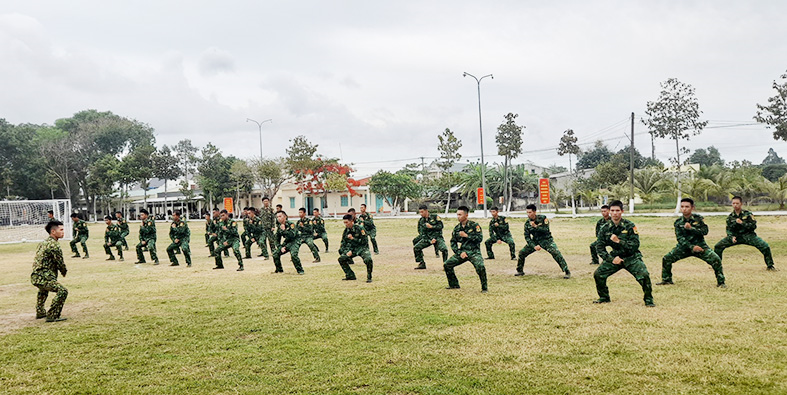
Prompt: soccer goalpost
<box><xmin>0</xmin><ymin>199</ymin><xmax>73</xmax><ymax>244</ymax></box>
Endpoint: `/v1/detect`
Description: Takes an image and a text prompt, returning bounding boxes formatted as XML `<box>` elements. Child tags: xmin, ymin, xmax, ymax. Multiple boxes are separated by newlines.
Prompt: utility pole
<box><xmin>463</xmin><ymin>72</ymin><xmax>493</xmax><ymax>218</ymax></box>
<box><xmin>630</xmin><ymin>112</ymin><xmax>635</xmax><ymax>214</ymax></box>
<box><xmin>420</xmin><ymin>156</ymin><xmax>426</xmax><ymax>179</ymax></box>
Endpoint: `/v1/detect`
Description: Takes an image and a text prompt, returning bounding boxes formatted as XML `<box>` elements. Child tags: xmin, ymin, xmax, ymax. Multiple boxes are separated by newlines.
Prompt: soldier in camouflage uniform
<box><xmin>714</xmin><ymin>196</ymin><xmax>776</xmax><ymax>271</ymax></box>
<box><xmin>297</xmin><ymin>207</ymin><xmax>321</xmax><ymax>263</ymax></box>
<box><xmin>516</xmin><ymin>204</ymin><xmax>571</xmax><ymax>279</ymax></box>
<box><xmin>243</xmin><ymin>208</ymin><xmax>263</xmax><ymax>259</ymax></box>
<box><xmin>204</xmin><ymin>212</ymin><xmax>213</xmax><ymax>245</ymax></box>
<box><xmin>47</xmin><ymin>210</ymin><xmax>56</xmax><ymax>222</ymax></box>
<box><xmin>214</xmin><ymin>209</ymin><xmax>244</xmax><ymax>271</ymax></box>
<box><xmin>135</xmin><ymin>209</ymin><xmax>159</xmax><ymax>265</ymax></box>
<box><xmin>589</xmin><ymin>205</ymin><xmax>611</xmax><ymax>265</ymax></box>
<box><xmin>443</xmin><ymin>206</ymin><xmax>488</xmax><ymax>292</ymax></box>
<box><xmin>413</xmin><ymin>205</ymin><xmax>449</xmax><ymax>270</ymax></box>
<box><xmin>103</xmin><ymin>216</ymin><xmax>124</xmax><ymax>261</ymax></box>
<box><xmin>359</xmin><ymin>204</ymin><xmax>379</xmax><ymax>254</ymax></box>
<box><xmin>31</xmin><ymin>221</ymin><xmax>69</xmax><ymax>322</ymax></box>
<box><xmin>484</xmin><ymin>206</ymin><xmax>516</xmax><ymax>260</ymax></box>
<box><xmin>272</xmin><ymin>211</ymin><xmax>305</xmax><ymax>274</ymax></box>
<box><xmin>69</xmin><ymin>213</ymin><xmax>89</xmax><ymax>259</ymax></box>
<box><xmin>593</xmin><ymin>200</ymin><xmax>654</xmax><ymax>307</ymax></box>
<box><xmin>207</xmin><ymin>209</ymin><xmax>229</xmax><ymax>258</ymax></box>
<box><xmin>337</xmin><ymin>214</ymin><xmax>374</xmax><ymax>282</ymax></box>
<box><xmin>166</xmin><ymin>210</ymin><xmax>192</xmax><ymax>267</ymax></box>
<box><xmin>257</xmin><ymin>198</ymin><xmax>276</xmax><ymax>258</ymax></box>
<box><xmin>240</xmin><ymin>207</ymin><xmax>251</xmax><ymax>247</ymax></box>
<box><xmin>658</xmin><ymin>198</ymin><xmax>725</xmax><ymax>287</ymax></box>
<box><xmin>312</xmin><ymin>208</ymin><xmax>329</xmax><ymax>252</ymax></box>
<box><xmin>115</xmin><ymin>211</ymin><xmax>130</xmax><ymax>250</ymax></box>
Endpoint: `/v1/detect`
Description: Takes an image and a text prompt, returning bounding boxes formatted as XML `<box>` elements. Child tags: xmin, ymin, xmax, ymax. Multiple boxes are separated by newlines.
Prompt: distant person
<box><xmin>135</xmin><ymin>209</ymin><xmax>159</xmax><ymax>265</ymax></box>
<box><xmin>484</xmin><ymin>206</ymin><xmax>516</xmax><ymax>260</ymax></box>
<box><xmin>103</xmin><ymin>216</ymin><xmax>124</xmax><ymax>261</ymax></box>
<box><xmin>297</xmin><ymin>208</ymin><xmax>321</xmax><ymax>263</ymax></box>
<box><xmin>258</xmin><ymin>198</ymin><xmax>276</xmax><ymax>258</ymax></box>
<box><xmin>47</xmin><ymin>210</ymin><xmax>56</xmax><ymax>223</ymax></box>
<box><xmin>592</xmin><ymin>200</ymin><xmax>654</xmax><ymax>307</ymax></box>
<box><xmin>713</xmin><ymin>196</ymin><xmax>776</xmax><ymax>271</ymax></box>
<box><xmin>359</xmin><ymin>204</ymin><xmax>379</xmax><ymax>254</ymax></box>
<box><xmin>213</xmin><ymin>209</ymin><xmax>244</xmax><ymax>271</ymax></box>
<box><xmin>312</xmin><ymin>208</ymin><xmax>329</xmax><ymax>252</ymax></box>
<box><xmin>272</xmin><ymin>211</ymin><xmax>305</xmax><ymax>275</ymax></box>
<box><xmin>657</xmin><ymin>198</ymin><xmax>725</xmax><ymax>287</ymax></box>
<box><xmin>516</xmin><ymin>204</ymin><xmax>571</xmax><ymax>279</ymax></box>
<box><xmin>337</xmin><ymin>214</ymin><xmax>374</xmax><ymax>282</ymax></box>
<box><xmin>589</xmin><ymin>205</ymin><xmax>611</xmax><ymax>265</ymax></box>
<box><xmin>243</xmin><ymin>207</ymin><xmax>262</xmax><ymax>260</ymax></box>
<box><xmin>166</xmin><ymin>210</ymin><xmax>192</xmax><ymax>267</ymax></box>
<box><xmin>69</xmin><ymin>213</ymin><xmax>89</xmax><ymax>259</ymax></box>
<box><xmin>412</xmin><ymin>205</ymin><xmax>448</xmax><ymax>270</ymax></box>
<box><xmin>114</xmin><ymin>211</ymin><xmax>130</xmax><ymax>251</ymax></box>
<box><xmin>443</xmin><ymin>206</ymin><xmax>487</xmax><ymax>293</ymax></box>
<box><xmin>31</xmin><ymin>220</ymin><xmax>69</xmax><ymax>322</ymax></box>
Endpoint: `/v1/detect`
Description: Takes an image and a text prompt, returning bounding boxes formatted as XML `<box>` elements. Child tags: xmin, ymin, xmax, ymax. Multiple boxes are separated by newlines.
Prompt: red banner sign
<box><xmin>539</xmin><ymin>178</ymin><xmax>550</xmax><ymax>204</ymax></box>
<box><xmin>476</xmin><ymin>187</ymin><xmax>485</xmax><ymax>205</ymax></box>
<box><xmin>224</xmin><ymin>197</ymin><xmax>234</xmax><ymax>213</ymax></box>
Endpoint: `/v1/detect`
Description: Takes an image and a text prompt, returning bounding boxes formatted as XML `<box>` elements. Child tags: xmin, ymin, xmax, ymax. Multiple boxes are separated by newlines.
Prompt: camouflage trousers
<box><xmin>215</xmin><ymin>239</ymin><xmax>243</xmax><ymax>268</ymax></box>
<box><xmin>208</xmin><ymin>235</ymin><xmax>229</xmax><ymax>257</ymax></box>
<box><xmin>484</xmin><ymin>233</ymin><xmax>517</xmax><ymax>259</ymax></box>
<box><xmin>120</xmin><ymin>230</ymin><xmax>129</xmax><ymax>249</ymax></box>
<box><xmin>300</xmin><ymin>237</ymin><xmax>321</xmax><ymax>260</ymax></box>
<box><xmin>444</xmin><ymin>251</ymin><xmax>487</xmax><ymax>291</ymax></box>
<box><xmin>589</xmin><ymin>240</ymin><xmax>602</xmax><ymax>264</ymax></box>
<box><xmin>366</xmin><ymin>228</ymin><xmax>379</xmax><ymax>253</ymax></box>
<box><xmin>272</xmin><ymin>242</ymin><xmax>304</xmax><ymax>273</ymax></box>
<box><xmin>413</xmin><ymin>236</ymin><xmax>448</xmax><ymax>264</ymax></box>
<box><xmin>517</xmin><ymin>240</ymin><xmax>569</xmax><ymax>274</ymax></box>
<box><xmin>166</xmin><ymin>240</ymin><xmax>192</xmax><ymax>266</ymax></box>
<box><xmin>714</xmin><ymin>234</ymin><xmax>774</xmax><ymax>268</ymax></box>
<box><xmin>70</xmin><ymin>235</ymin><xmax>88</xmax><ymax>256</ymax></box>
<box><xmin>338</xmin><ymin>249</ymin><xmax>373</xmax><ymax>280</ymax></box>
<box><xmin>315</xmin><ymin>231</ymin><xmax>329</xmax><ymax>251</ymax></box>
<box><xmin>593</xmin><ymin>257</ymin><xmax>653</xmax><ymax>305</ymax></box>
<box><xmin>662</xmin><ymin>243</ymin><xmax>724</xmax><ymax>285</ymax></box>
<box><xmin>104</xmin><ymin>241</ymin><xmax>124</xmax><ymax>259</ymax></box>
<box><xmin>243</xmin><ymin>234</ymin><xmax>264</xmax><ymax>258</ymax></box>
<box><xmin>136</xmin><ymin>238</ymin><xmax>158</xmax><ymax>263</ymax></box>
<box><xmin>31</xmin><ymin>274</ymin><xmax>68</xmax><ymax>320</ymax></box>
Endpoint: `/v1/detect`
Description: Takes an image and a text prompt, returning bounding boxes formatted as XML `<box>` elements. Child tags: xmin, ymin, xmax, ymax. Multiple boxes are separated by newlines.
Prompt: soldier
<box><xmin>203</xmin><ymin>212</ymin><xmax>213</xmax><ymax>245</ymax></box>
<box><xmin>337</xmin><ymin>214</ymin><xmax>374</xmax><ymax>282</ymax></box>
<box><xmin>114</xmin><ymin>211</ymin><xmax>130</xmax><ymax>251</ymax></box>
<box><xmin>276</xmin><ymin>204</ymin><xmax>283</xmax><ymax>212</ymax></box>
<box><xmin>593</xmin><ymin>200</ymin><xmax>655</xmax><ymax>307</ymax></box>
<box><xmin>413</xmin><ymin>205</ymin><xmax>448</xmax><ymax>269</ymax></box>
<box><xmin>166</xmin><ymin>210</ymin><xmax>192</xmax><ymax>267</ymax></box>
<box><xmin>516</xmin><ymin>204</ymin><xmax>571</xmax><ymax>279</ymax></box>
<box><xmin>297</xmin><ymin>207</ymin><xmax>321</xmax><ymax>263</ymax></box>
<box><xmin>47</xmin><ymin>210</ymin><xmax>56</xmax><ymax>222</ymax></box>
<box><xmin>589</xmin><ymin>205</ymin><xmax>611</xmax><ymax>265</ymax></box>
<box><xmin>312</xmin><ymin>208</ymin><xmax>329</xmax><ymax>252</ymax></box>
<box><xmin>714</xmin><ymin>196</ymin><xmax>776</xmax><ymax>271</ymax></box>
<box><xmin>240</xmin><ymin>207</ymin><xmax>251</xmax><ymax>247</ymax></box>
<box><xmin>658</xmin><ymin>198</ymin><xmax>725</xmax><ymax>287</ymax></box>
<box><xmin>359</xmin><ymin>203</ymin><xmax>379</xmax><ymax>254</ymax></box>
<box><xmin>443</xmin><ymin>206</ymin><xmax>488</xmax><ymax>292</ymax></box>
<box><xmin>103</xmin><ymin>216</ymin><xmax>124</xmax><ymax>261</ymax></box>
<box><xmin>135</xmin><ymin>209</ymin><xmax>159</xmax><ymax>265</ymax></box>
<box><xmin>484</xmin><ymin>206</ymin><xmax>516</xmax><ymax>260</ymax></box>
<box><xmin>69</xmin><ymin>213</ymin><xmax>89</xmax><ymax>259</ymax></box>
<box><xmin>243</xmin><ymin>207</ymin><xmax>262</xmax><ymax>259</ymax></box>
<box><xmin>272</xmin><ymin>210</ymin><xmax>305</xmax><ymax>274</ymax></box>
<box><xmin>207</xmin><ymin>208</ymin><xmax>229</xmax><ymax>258</ymax></box>
<box><xmin>213</xmin><ymin>209</ymin><xmax>244</xmax><ymax>271</ymax></box>
<box><xmin>31</xmin><ymin>220</ymin><xmax>68</xmax><ymax>322</ymax></box>
<box><xmin>257</xmin><ymin>198</ymin><xmax>276</xmax><ymax>259</ymax></box>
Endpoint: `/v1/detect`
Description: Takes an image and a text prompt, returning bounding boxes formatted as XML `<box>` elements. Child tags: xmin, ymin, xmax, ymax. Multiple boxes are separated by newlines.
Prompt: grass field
<box><xmin>1</xmin><ymin>215</ymin><xmax>785</xmax><ymax>394</ymax></box>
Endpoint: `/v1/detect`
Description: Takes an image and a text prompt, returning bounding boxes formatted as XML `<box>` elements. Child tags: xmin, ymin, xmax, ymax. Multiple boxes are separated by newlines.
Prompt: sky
<box><xmin>2</xmin><ymin>0</ymin><xmax>786</xmax><ymax>177</ymax></box>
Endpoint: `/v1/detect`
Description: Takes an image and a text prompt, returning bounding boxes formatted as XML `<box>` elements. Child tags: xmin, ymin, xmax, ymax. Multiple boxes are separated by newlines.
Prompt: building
<box><xmin>267</xmin><ymin>177</ymin><xmax>395</xmax><ymax>218</ymax></box>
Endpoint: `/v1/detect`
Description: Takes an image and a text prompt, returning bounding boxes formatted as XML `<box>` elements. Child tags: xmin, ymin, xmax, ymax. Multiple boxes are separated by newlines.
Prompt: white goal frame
<box><xmin>0</xmin><ymin>199</ymin><xmax>73</xmax><ymax>244</ymax></box>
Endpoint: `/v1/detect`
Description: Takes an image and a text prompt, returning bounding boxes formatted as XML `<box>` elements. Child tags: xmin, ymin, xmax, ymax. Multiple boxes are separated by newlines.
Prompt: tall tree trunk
<box><xmin>570</xmin><ymin>154</ymin><xmax>576</xmax><ymax>217</ymax></box>
<box><xmin>502</xmin><ymin>157</ymin><xmax>509</xmax><ymax>212</ymax></box>
<box><xmin>674</xmin><ymin>136</ymin><xmax>682</xmax><ymax>213</ymax></box>
<box><xmin>164</xmin><ymin>179</ymin><xmax>168</xmax><ymax>220</ymax></box>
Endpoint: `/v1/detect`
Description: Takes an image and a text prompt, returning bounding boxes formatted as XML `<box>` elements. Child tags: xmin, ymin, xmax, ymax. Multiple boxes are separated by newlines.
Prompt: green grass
<box><xmin>1</xmin><ymin>216</ymin><xmax>786</xmax><ymax>394</ymax></box>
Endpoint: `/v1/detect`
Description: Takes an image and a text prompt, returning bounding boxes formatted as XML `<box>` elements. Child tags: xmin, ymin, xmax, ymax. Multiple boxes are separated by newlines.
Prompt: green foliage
<box><xmin>495</xmin><ymin>113</ymin><xmax>524</xmax><ymax>160</ymax></box>
<box><xmin>197</xmin><ymin>143</ymin><xmax>234</xmax><ymax>206</ymax></box>
<box><xmin>754</xmin><ymin>69</ymin><xmax>787</xmax><ymax>141</ymax></box>
<box><xmin>153</xmin><ymin>145</ymin><xmax>183</xmax><ymax>183</ymax></box>
<box><xmin>576</xmin><ymin>141</ymin><xmax>613</xmax><ymax>169</ymax></box>
<box><xmin>437</xmin><ymin>128</ymin><xmax>462</xmax><ymax>172</ymax></box>
<box><xmin>250</xmin><ymin>157</ymin><xmax>286</xmax><ymax>199</ymax></box>
<box><xmin>229</xmin><ymin>159</ymin><xmax>255</xmax><ymax>195</ymax></box>
<box><xmin>0</xmin><ymin>120</ymin><xmax>52</xmax><ymax>199</ymax></box>
<box><xmin>688</xmin><ymin>146</ymin><xmax>725</xmax><ymax>168</ymax></box>
<box><xmin>758</xmin><ymin>173</ymin><xmax>787</xmax><ymax>209</ymax></box>
<box><xmin>762</xmin><ymin>164</ymin><xmax>787</xmax><ymax>182</ymax></box>
<box><xmin>368</xmin><ymin>170</ymin><xmax>422</xmax><ymax>211</ymax></box>
<box><xmin>761</xmin><ymin>148</ymin><xmax>785</xmax><ymax>165</ymax></box>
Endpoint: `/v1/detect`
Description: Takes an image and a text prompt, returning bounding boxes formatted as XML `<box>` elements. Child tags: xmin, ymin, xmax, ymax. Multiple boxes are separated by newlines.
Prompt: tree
<box><xmin>437</xmin><ymin>128</ymin><xmax>463</xmax><ymax>172</ymax></box>
<box><xmin>197</xmin><ymin>143</ymin><xmax>234</xmax><ymax>208</ymax></box>
<box><xmin>368</xmin><ymin>171</ymin><xmax>422</xmax><ymax>214</ymax></box>
<box><xmin>120</xmin><ymin>143</ymin><xmax>156</xmax><ymax>211</ymax></box>
<box><xmin>761</xmin><ymin>148</ymin><xmax>785</xmax><ymax>165</ymax></box>
<box><xmin>251</xmin><ymin>157</ymin><xmax>287</xmax><ymax>200</ymax></box>
<box><xmin>633</xmin><ymin>167</ymin><xmax>667</xmax><ymax>204</ymax></box>
<box><xmin>592</xmin><ymin>153</ymin><xmax>631</xmax><ymax>188</ymax></box>
<box><xmin>284</xmin><ymin>136</ymin><xmax>359</xmax><ymax>206</ymax></box>
<box><xmin>642</xmin><ymin>78</ymin><xmax>708</xmax><ymax>212</ymax></box>
<box><xmin>86</xmin><ymin>154</ymin><xmax>119</xmax><ymax>220</ymax></box>
<box><xmin>754</xmin><ymin>69</ymin><xmax>787</xmax><ymax>141</ymax></box>
<box><xmin>759</xmin><ymin>174</ymin><xmax>787</xmax><ymax>210</ymax></box>
<box><xmin>688</xmin><ymin>146</ymin><xmax>724</xmax><ymax>168</ymax></box>
<box><xmin>557</xmin><ymin>129</ymin><xmax>580</xmax><ymax>215</ymax></box>
<box><xmin>174</xmin><ymin>139</ymin><xmax>198</xmax><ymax>183</ymax></box>
<box><xmin>153</xmin><ymin>145</ymin><xmax>183</xmax><ymax>219</ymax></box>
<box><xmin>230</xmin><ymin>159</ymin><xmax>255</xmax><ymax>212</ymax></box>
<box><xmin>576</xmin><ymin>141</ymin><xmax>613</xmax><ymax>170</ymax></box>
<box><xmin>0</xmin><ymin>121</ymin><xmax>52</xmax><ymax>199</ymax></box>
<box><xmin>495</xmin><ymin>113</ymin><xmax>525</xmax><ymax>211</ymax></box>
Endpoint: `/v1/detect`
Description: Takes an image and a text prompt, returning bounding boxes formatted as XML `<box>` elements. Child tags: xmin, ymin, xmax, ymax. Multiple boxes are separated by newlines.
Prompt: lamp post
<box><xmin>463</xmin><ymin>72</ymin><xmax>493</xmax><ymax>218</ymax></box>
<box><xmin>246</xmin><ymin>118</ymin><xmax>272</xmax><ymax>159</ymax></box>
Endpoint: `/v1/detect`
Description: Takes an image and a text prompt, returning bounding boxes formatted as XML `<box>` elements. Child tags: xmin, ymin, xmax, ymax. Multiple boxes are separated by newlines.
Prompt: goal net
<box><xmin>0</xmin><ymin>200</ymin><xmax>73</xmax><ymax>244</ymax></box>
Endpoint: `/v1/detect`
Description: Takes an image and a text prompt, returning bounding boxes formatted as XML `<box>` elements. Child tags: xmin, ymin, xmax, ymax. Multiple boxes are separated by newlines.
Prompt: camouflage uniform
<box><xmin>517</xmin><ymin>215</ymin><xmax>570</xmax><ymax>277</ymax></box>
<box><xmin>413</xmin><ymin>214</ymin><xmax>449</xmax><ymax>268</ymax></box>
<box><xmin>135</xmin><ymin>217</ymin><xmax>159</xmax><ymax>264</ymax></box>
<box><xmin>103</xmin><ymin>223</ymin><xmax>124</xmax><ymax>260</ymax></box>
<box><xmin>240</xmin><ymin>213</ymin><xmax>251</xmax><ymax>247</ymax></box>
<box><xmin>207</xmin><ymin>216</ymin><xmax>229</xmax><ymax>258</ymax></box>
<box><xmin>358</xmin><ymin>212</ymin><xmax>379</xmax><ymax>254</ymax></box>
<box><xmin>589</xmin><ymin>216</ymin><xmax>610</xmax><ymax>264</ymax></box>
<box><xmin>312</xmin><ymin>215</ymin><xmax>329</xmax><ymax>252</ymax></box>
<box><xmin>297</xmin><ymin>216</ymin><xmax>321</xmax><ymax>261</ymax></box>
<box><xmin>593</xmin><ymin>219</ymin><xmax>654</xmax><ymax>305</ymax></box>
<box><xmin>258</xmin><ymin>206</ymin><xmax>276</xmax><ymax>258</ymax></box>
<box><xmin>444</xmin><ymin>220</ymin><xmax>488</xmax><ymax>291</ymax></box>
<box><xmin>338</xmin><ymin>224</ymin><xmax>374</xmax><ymax>281</ymax></box>
<box><xmin>204</xmin><ymin>218</ymin><xmax>212</xmax><ymax>245</ymax></box>
<box><xmin>484</xmin><ymin>215</ymin><xmax>516</xmax><ymax>260</ymax></box>
<box><xmin>215</xmin><ymin>218</ymin><xmax>244</xmax><ymax>270</ymax></box>
<box><xmin>116</xmin><ymin>215</ymin><xmax>130</xmax><ymax>250</ymax></box>
<box><xmin>166</xmin><ymin>219</ymin><xmax>192</xmax><ymax>266</ymax></box>
<box><xmin>713</xmin><ymin>210</ymin><xmax>775</xmax><ymax>269</ymax></box>
<box><xmin>661</xmin><ymin>214</ymin><xmax>725</xmax><ymax>285</ymax></box>
<box><xmin>69</xmin><ymin>219</ymin><xmax>89</xmax><ymax>257</ymax></box>
<box><xmin>243</xmin><ymin>216</ymin><xmax>263</xmax><ymax>259</ymax></box>
<box><xmin>272</xmin><ymin>220</ymin><xmax>304</xmax><ymax>274</ymax></box>
<box><xmin>31</xmin><ymin>236</ymin><xmax>68</xmax><ymax>320</ymax></box>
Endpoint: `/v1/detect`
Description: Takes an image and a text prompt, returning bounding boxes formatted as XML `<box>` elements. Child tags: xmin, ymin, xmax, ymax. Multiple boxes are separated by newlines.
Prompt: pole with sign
<box><xmin>476</xmin><ymin>187</ymin><xmax>485</xmax><ymax>206</ymax></box>
<box><xmin>223</xmin><ymin>197</ymin><xmax>234</xmax><ymax>213</ymax></box>
<box><xmin>539</xmin><ymin>178</ymin><xmax>550</xmax><ymax>205</ymax></box>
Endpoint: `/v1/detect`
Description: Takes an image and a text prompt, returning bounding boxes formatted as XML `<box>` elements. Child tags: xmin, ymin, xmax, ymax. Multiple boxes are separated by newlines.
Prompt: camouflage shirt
<box><xmin>73</xmin><ymin>219</ymin><xmax>89</xmax><ymax>238</ymax></box>
<box><xmin>260</xmin><ymin>206</ymin><xmax>276</xmax><ymax>232</ymax></box>
<box><xmin>312</xmin><ymin>216</ymin><xmax>326</xmax><ymax>234</ymax></box>
<box><xmin>275</xmin><ymin>220</ymin><xmax>300</xmax><ymax>246</ymax></box>
<box><xmin>726</xmin><ymin>210</ymin><xmax>758</xmax><ymax>237</ymax></box>
<box><xmin>139</xmin><ymin>217</ymin><xmax>157</xmax><ymax>241</ymax></box>
<box><xmin>450</xmin><ymin>220</ymin><xmax>483</xmax><ymax>255</ymax></box>
<box><xmin>339</xmin><ymin>224</ymin><xmax>369</xmax><ymax>255</ymax></box>
<box><xmin>170</xmin><ymin>219</ymin><xmax>190</xmax><ymax>242</ymax></box>
<box><xmin>674</xmin><ymin>213</ymin><xmax>709</xmax><ymax>249</ymax></box>
<box><xmin>417</xmin><ymin>214</ymin><xmax>444</xmax><ymax>240</ymax></box>
<box><xmin>32</xmin><ymin>236</ymin><xmax>66</xmax><ymax>282</ymax></box>
<box><xmin>297</xmin><ymin>217</ymin><xmax>314</xmax><ymax>238</ymax></box>
<box><xmin>358</xmin><ymin>212</ymin><xmax>376</xmax><ymax>230</ymax></box>
<box><xmin>104</xmin><ymin>224</ymin><xmax>122</xmax><ymax>243</ymax></box>
<box><xmin>116</xmin><ymin>216</ymin><xmax>129</xmax><ymax>232</ymax></box>
<box><xmin>595</xmin><ymin>216</ymin><xmax>611</xmax><ymax>237</ymax></box>
<box><xmin>218</xmin><ymin>219</ymin><xmax>240</xmax><ymax>242</ymax></box>
<box><xmin>489</xmin><ymin>215</ymin><xmax>511</xmax><ymax>237</ymax></box>
<box><xmin>595</xmin><ymin>218</ymin><xmax>641</xmax><ymax>264</ymax></box>
<box><xmin>246</xmin><ymin>216</ymin><xmax>262</xmax><ymax>239</ymax></box>
<box><xmin>524</xmin><ymin>214</ymin><xmax>554</xmax><ymax>246</ymax></box>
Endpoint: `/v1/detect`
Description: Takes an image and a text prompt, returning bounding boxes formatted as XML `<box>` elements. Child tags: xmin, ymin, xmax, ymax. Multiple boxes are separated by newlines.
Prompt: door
<box><xmin>375</xmin><ymin>195</ymin><xmax>384</xmax><ymax>213</ymax></box>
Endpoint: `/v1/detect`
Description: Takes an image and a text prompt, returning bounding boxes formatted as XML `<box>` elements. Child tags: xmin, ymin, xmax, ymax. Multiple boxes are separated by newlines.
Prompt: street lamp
<box><xmin>463</xmin><ymin>72</ymin><xmax>493</xmax><ymax>218</ymax></box>
<box><xmin>246</xmin><ymin>118</ymin><xmax>272</xmax><ymax>159</ymax></box>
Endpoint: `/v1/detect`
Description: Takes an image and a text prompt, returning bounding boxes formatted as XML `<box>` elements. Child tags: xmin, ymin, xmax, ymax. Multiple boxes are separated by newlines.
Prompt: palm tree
<box><xmin>708</xmin><ymin>168</ymin><xmax>741</xmax><ymax>203</ymax></box>
<box><xmin>681</xmin><ymin>176</ymin><xmax>716</xmax><ymax>201</ymax></box>
<box><xmin>633</xmin><ymin>167</ymin><xmax>667</xmax><ymax>204</ymax></box>
<box><xmin>758</xmin><ymin>174</ymin><xmax>787</xmax><ymax>210</ymax></box>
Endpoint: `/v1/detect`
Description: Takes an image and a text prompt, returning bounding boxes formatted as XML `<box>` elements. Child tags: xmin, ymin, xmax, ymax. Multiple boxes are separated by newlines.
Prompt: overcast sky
<box><xmin>2</xmin><ymin>0</ymin><xmax>786</xmax><ymax>176</ymax></box>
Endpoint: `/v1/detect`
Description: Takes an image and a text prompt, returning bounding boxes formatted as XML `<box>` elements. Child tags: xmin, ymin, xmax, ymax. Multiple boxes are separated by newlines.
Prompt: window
<box><xmin>289</xmin><ymin>197</ymin><xmax>296</xmax><ymax>208</ymax></box>
<box><xmin>340</xmin><ymin>196</ymin><xmax>349</xmax><ymax>207</ymax></box>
